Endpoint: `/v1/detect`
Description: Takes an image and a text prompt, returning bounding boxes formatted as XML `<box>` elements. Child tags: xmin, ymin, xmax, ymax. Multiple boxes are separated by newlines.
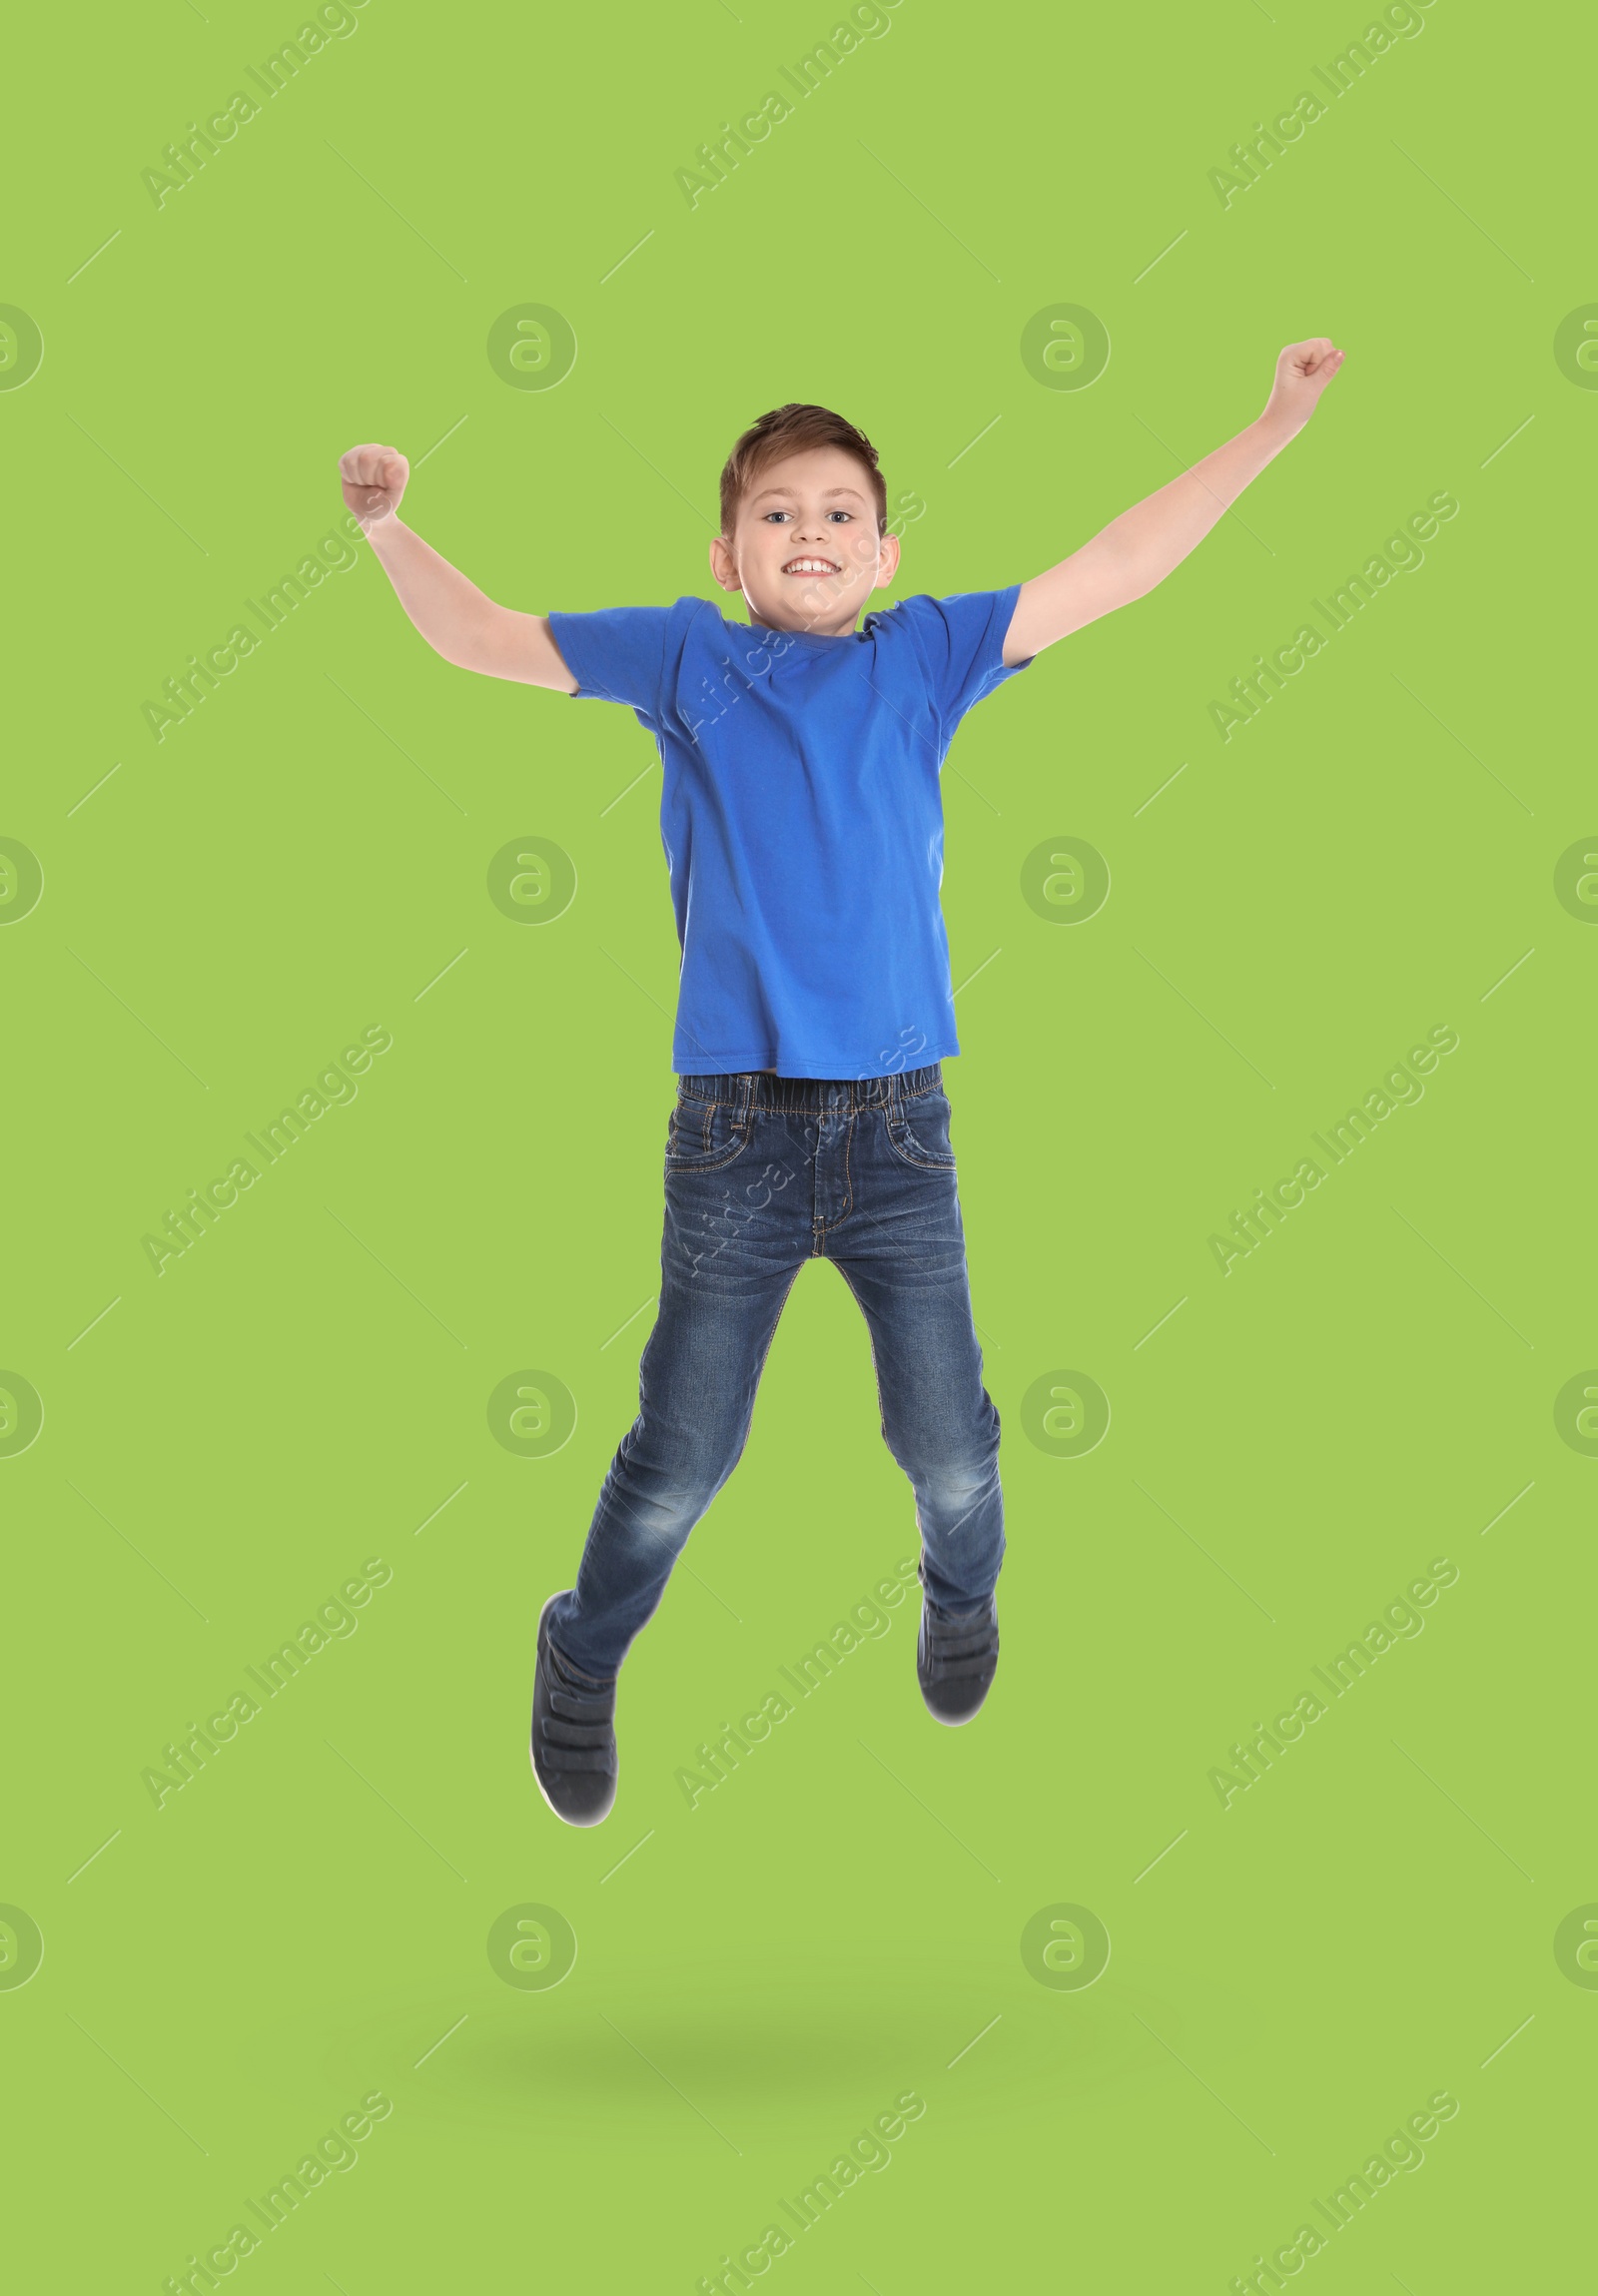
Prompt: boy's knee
<box><xmin>926</xmin><ymin>1455</ymin><xmax>998</xmax><ymax>1505</ymax></box>
<box><xmin>900</xmin><ymin>1434</ymin><xmax>1000</xmax><ymax>1521</ymax></box>
<box><xmin>624</xmin><ymin>1411</ymin><xmax>749</xmax><ymax>1514</ymax></box>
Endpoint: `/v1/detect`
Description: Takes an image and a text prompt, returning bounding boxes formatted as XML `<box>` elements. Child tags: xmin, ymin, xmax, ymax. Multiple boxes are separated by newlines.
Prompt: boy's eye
<box><xmin>762</xmin><ymin>510</ymin><xmax>793</xmax><ymax>523</ymax></box>
<box><xmin>826</xmin><ymin>510</ymin><xmax>853</xmax><ymax>522</ymax></box>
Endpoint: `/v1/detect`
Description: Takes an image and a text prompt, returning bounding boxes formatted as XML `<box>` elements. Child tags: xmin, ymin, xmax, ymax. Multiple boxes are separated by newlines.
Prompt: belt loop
<box><xmin>886</xmin><ymin>1069</ymin><xmax>901</xmax><ymax>1117</ymax></box>
<box><xmin>737</xmin><ymin>1070</ymin><xmax>755</xmax><ymax>1131</ymax></box>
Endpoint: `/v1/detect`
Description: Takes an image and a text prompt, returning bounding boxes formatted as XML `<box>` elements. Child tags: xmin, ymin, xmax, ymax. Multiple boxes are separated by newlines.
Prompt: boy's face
<box><xmin>709</xmin><ymin>445</ymin><xmax>900</xmax><ymax>636</ymax></box>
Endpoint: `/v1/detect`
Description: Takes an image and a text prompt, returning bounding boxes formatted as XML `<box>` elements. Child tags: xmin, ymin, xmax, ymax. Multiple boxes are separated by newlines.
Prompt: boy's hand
<box><xmin>339</xmin><ymin>443</ymin><xmax>409</xmax><ymax>527</ymax></box>
<box><xmin>1261</xmin><ymin>339</ymin><xmax>1344</xmax><ymax>436</ymax></box>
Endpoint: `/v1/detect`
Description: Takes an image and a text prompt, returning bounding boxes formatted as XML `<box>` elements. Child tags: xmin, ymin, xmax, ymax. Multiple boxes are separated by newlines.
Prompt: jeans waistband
<box><xmin>674</xmin><ymin>1063</ymin><xmax>944</xmax><ymax>1116</ymax></box>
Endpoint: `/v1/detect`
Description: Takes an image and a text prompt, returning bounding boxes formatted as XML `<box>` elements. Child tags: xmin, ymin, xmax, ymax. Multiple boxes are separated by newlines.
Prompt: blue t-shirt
<box><xmin>547</xmin><ymin>589</ymin><xmax>1029</xmax><ymax>1078</ymax></box>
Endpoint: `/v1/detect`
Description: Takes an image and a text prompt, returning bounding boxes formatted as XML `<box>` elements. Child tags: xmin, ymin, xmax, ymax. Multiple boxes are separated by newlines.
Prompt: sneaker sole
<box><xmin>921</xmin><ymin>1678</ymin><xmax>994</xmax><ymax>1726</ymax></box>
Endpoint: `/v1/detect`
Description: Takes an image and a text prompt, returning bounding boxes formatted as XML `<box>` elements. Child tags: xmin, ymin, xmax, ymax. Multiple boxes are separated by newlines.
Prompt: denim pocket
<box><xmin>884</xmin><ymin>1090</ymin><xmax>957</xmax><ymax>1171</ymax></box>
<box><xmin>665</xmin><ymin>1092</ymin><xmax>752</xmax><ymax>1173</ymax></box>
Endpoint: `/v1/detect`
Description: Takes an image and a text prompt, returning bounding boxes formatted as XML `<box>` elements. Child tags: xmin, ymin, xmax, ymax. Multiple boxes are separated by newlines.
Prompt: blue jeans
<box><xmin>546</xmin><ymin>1064</ymin><xmax>1004</xmax><ymax>1680</ymax></box>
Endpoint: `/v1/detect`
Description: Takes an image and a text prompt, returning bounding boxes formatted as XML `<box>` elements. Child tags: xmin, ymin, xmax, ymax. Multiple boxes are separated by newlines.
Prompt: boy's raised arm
<box><xmin>1003</xmin><ymin>339</ymin><xmax>1344</xmax><ymax>664</ymax></box>
<box><xmin>338</xmin><ymin>443</ymin><xmax>578</xmax><ymax>691</ymax></box>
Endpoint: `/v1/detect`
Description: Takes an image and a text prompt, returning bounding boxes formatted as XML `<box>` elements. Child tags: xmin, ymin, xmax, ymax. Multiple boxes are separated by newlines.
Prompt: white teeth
<box><xmin>784</xmin><ymin>558</ymin><xmax>839</xmax><ymax>574</ymax></box>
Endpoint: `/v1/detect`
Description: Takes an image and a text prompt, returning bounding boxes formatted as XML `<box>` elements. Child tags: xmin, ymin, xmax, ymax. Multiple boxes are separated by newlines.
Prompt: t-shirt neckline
<box><xmin>718</xmin><ymin>609</ymin><xmax>873</xmax><ymax>648</ymax></box>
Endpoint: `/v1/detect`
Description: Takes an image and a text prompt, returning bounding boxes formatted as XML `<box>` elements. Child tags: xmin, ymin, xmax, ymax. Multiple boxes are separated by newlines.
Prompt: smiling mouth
<box><xmin>781</xmin><ymin>556</ymin><xmax>842</xmax><ymax>577</ymax></box>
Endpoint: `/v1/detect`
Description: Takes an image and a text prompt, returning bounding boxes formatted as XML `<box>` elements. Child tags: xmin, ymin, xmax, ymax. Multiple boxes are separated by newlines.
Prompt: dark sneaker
<box><xmin>917</xmin><ymin>1591</ymin><xmax>1000</xmax><ymax>1725</ymax></box>
<box><xmin>530</xmin><ymin>1595</ymin><xmax>618</xmax><ymax>1826</ymax></box>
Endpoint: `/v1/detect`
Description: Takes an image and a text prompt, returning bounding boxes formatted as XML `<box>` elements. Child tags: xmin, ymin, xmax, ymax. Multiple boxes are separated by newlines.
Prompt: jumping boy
<box><xmin>339</xmin><ymin>336</ymin><xmax>1342</xmax><ymax>1824</ymax></box>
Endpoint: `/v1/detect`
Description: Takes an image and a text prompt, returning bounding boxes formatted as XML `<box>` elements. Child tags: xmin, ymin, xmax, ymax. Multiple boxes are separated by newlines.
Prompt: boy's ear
<box><xmin>872</xmin><ymin>530</ymin><xmax>901</xmax><ymax>590</ymax></box>
<box><xmin>708</xmin><ymin>534</ymin><xmax>741</xmax><ymax>592</ymax></box>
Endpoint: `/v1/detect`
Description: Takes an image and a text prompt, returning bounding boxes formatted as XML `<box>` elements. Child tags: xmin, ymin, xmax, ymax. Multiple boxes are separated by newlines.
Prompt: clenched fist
<box><xmin>1261</xmin><ymin>339</ymin><xmax>1344</xmax><ymax>435</ymax></box>
<box><xmin>339</xmin><ymin>443</ymin><xmax>409</xmax><ymax>526</ymax></box>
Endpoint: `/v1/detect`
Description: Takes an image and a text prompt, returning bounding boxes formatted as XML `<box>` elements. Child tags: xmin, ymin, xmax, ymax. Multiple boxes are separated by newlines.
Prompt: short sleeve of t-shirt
<box><xmin>874</xmin><ymin>587</ymin><xmax>1028</xmax><ymax>737</ymax></box>
<box><xmin>546</xmin><ymin>604</ymin><xmax>674</xmax><ymax>729</ymax></box>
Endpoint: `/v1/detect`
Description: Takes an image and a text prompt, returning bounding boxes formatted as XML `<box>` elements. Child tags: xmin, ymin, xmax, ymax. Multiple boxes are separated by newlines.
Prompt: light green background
<box><xmin>4</xmin><ymin>0</ymin><xmax>1593</xmax><ymax>2286</ymax></box>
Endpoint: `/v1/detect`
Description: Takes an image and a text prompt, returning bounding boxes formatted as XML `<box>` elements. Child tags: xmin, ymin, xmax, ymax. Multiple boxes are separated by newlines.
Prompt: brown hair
<box><xmin>718</xmin><ymin>402</ymin><xmax>886</xmax><ymax>537</ymax></box>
